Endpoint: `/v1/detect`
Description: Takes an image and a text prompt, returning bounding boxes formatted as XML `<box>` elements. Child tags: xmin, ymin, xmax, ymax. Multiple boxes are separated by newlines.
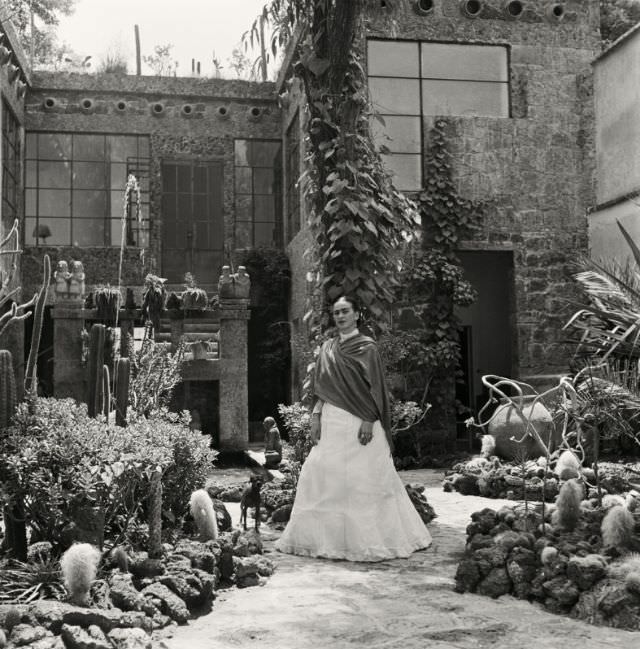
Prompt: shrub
<box><xmin>278</xmin><ymin>402</ymin><xmax>313</xmax><ymax>463</ymax></box>
<box><xmin>0</xmin><ymin>398</ymin><xmax>217</xmax><ymax>549</ymax></box>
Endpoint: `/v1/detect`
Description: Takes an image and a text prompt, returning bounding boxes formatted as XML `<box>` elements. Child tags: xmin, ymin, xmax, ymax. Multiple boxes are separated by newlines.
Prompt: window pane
<box><xmin>72</xmin><ymin>190</ymin><xmax>107</xmax><ymax>218</ymax></box>
<box><xmin>110</xmin><ymin>163</ymin><xmax>128</xmax><ymax>190</ymax></box>
<box><xmin>25</xmin><ymin>160</ymin><xmax>37</xmax><ymax>187</ymax></box>
<box><xmin>137</xmin><ymin>137</ymin><xmax>150</xmax><ymax>157</ymax></box>
<box><xmin>73</xmin><ymin>218</ymin><xmax>105</xmax><ymax>246</ymax></box>
<box><xmin>421</xmin><ymin>79</ymin><xmax>509</xmax><ymax>117</ymax></box>
<box><xmin>254</xmin><ymin>168</ymin><xmax>275</xmax><ymax>194</ymax></box>
<box><xmin>38</xmin><ymin>189</ymin><xmax>71</xmax><ymax>216</ymax></box>
<box><xmin>235</xmin><ymin>221</ymin><xmax>251</xmax><ymax>248</ymax></box>
<box><xmin>25</xmin><ymin>132</ymin><xmax>37</xmax><ymax>157</ymax></box>
<box><xmin>367</xmin><ymin>40</ymin><xmax>419</xmax><ymax>78</ymax></box>
<box><xmin>25</xmin><ymin>189</ymin><xmax>36</xmax><ymax>216</ymax></box>
<box><xmin>39</xmin><ymin>160</ymin><xmax>71</xmax><ymax>187</ymax></box>
<box><xmin>371</xmin><ymin>115</ymin><xmax>421</xmax><ymax>153</ymax></box>
<box><xmin>236</xmin><ymin>195</ymin><xmax>252</xmax><ymax>220</ymax></box>
<box><xmin>193</xmin><ymin>166</ymin><xmax>207</xmax><ymax>192</ymax></box>
<box><xmin>38</xmin><ymin>133</ymin><xmax>71</xmax><ymax>160</ymax></box>
<box><xmin>254</xmin><ymin>222</ymin><xmax>275</xmax><ymax>247</ymax></box>
<box><xmin>73</xmin><ymin>134</ymin><xmax>105</xmax><ymax>160</ymax></box>
<box><xmin>193</xmin><ymin>194</ymin><xmax>207</xmax><ymax>218</ymax></box>
<box><xmin>73</xmin><ymin>162</ymin><xmax>106</xmax><ymax>189</ymax></box>
<box><xmin>108</xmin><ymin>135</ymin><xmax>138</xmax><ymax>161</ymax></box>
<box><xmin>246</xmin><ymin>141</ymin><xmax>280</xmax><ymax>167</ymax></box>
<box><xmin>381</xmin><ymin>153</ymin><xmax>421</xmax><ymax>191</ymax></box>
<box><xmin>177</xmin><ymin>165</ymin><xmax>190</xmax><ymax>193</ymax></box>
<box><xmin>254</xmin><ymin>195</ymin><xmax>275</xmax><ymax>222</ymax></box>
<box><xmin>25</xmin><ymin>218</ymin><xmax>70</xmax><ymax>245</ymax></box>
<box><xmin>111</xmin><ymin>191</ymin><xmax>127</xmax><ymax>218</ymax></box>
<box><xmin>369</xmin><ymin>78</ymin><xmax>420</xmax><ymax>115</ymax></box>
<box><xmin>421</xmin><ymin>43</ymin><xmax>508</xmax><ymax>82</ymax></box>
<box><xmin>235</xmin><ymin>167</ymin><xmax>252</xmax><ymax>194</ymax></box>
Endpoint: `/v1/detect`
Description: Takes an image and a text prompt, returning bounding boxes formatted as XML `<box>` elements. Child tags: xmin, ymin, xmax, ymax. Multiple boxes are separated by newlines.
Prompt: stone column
<box><xmin>217</xmin><ymin>266</ymin><xmax>251</xmax><ymax>451</ymax></box>
<box><xmin>51</xmin><ymin>302</ymin><xmax>86</xmax><ymax>402</ymax></box>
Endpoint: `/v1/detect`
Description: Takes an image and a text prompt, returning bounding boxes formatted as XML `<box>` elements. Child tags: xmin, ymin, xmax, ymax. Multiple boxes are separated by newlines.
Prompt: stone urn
<box><xmin>487</xmin><ymin>396</ymin><xmax>558</xmax><ymax>460</ymax></box>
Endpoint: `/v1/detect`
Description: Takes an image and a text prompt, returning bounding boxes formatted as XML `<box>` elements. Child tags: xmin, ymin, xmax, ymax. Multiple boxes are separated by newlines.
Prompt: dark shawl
<box><xmin>314</xmin><ymin>332</ymin><xmax>393</xmax><ymax>451</ymax></box>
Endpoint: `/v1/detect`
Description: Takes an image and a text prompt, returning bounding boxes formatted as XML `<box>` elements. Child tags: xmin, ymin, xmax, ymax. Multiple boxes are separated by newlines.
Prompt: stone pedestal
<box><xmin>52</xmin><ymin>302</ymin><xmax>86</xmax><ymax>402</ymax></box>
<box><xmin>218</xmin><ymin>297</ymin><xmax>251</xmax><ymax>451</ymax></box>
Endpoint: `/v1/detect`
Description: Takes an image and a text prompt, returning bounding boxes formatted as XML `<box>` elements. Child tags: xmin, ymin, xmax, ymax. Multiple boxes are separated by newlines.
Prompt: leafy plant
<box><xmin>181</xmin><ymin>273</ymin><xmax>208</xmax><ymax>311</ymax></box>
<box><xmin>93</xmin><ymin>285</ymin><xmax>122</xmax><ymax>324</ymax></box>
<box><xmin>0</xmin><ymin>556</ymin><xmax>64</xmax><ymax>604</ymax></box>
<box><xmin>141</xmin><ymin>274</ymin><xmax>167</xmax><ymax>333</ymax></box>
<box><xmin>278</xmin><ymin>402</ymin><xmax>313</xmax><ymax>464</ymax></box>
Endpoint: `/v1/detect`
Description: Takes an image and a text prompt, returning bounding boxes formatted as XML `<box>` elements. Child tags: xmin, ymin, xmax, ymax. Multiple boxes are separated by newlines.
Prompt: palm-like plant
<box><xmin>565</xmin><ymin>221</ymin><xmax>640</xmax><ymax>361</ymax></box>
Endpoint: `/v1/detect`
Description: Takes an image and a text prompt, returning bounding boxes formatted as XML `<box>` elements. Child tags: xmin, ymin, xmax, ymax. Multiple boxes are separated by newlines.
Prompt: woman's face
<box><xmin>332</xmin><ymin>298</ymin><xmax>358</xmax><ymax>334</ymax></box>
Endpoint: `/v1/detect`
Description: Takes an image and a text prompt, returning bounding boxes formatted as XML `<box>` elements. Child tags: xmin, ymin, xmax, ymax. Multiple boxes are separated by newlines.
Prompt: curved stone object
<box><xmin>487</xmin><ymin>396</ymin><xmax>558</xmax><ymax>460</ymax></box>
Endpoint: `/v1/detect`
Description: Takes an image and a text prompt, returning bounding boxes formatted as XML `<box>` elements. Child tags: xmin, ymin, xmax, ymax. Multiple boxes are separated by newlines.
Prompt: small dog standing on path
<box><xmin>240</xmin><ymin>474</ymin><xmax>263</xmax><ymax>532</ymax></box>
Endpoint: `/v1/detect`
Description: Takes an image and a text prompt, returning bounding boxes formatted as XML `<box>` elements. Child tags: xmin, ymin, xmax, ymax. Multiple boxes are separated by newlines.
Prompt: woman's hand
<box><xmin>310</xmin><ymin>413</ymin><xmax>321</xmax><ymax>444</ymax></box>
<box><xmin>358</xmin><ymin>421</ymin><xmax>373</xmax><ymax>445</ymax></box>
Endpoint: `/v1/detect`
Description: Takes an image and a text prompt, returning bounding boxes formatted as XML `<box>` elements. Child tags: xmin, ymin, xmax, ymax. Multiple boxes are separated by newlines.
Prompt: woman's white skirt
<box><xmin>275</xmin><ymin>403</ymin><xmax>432</xmax><ymax>562</ymax></box>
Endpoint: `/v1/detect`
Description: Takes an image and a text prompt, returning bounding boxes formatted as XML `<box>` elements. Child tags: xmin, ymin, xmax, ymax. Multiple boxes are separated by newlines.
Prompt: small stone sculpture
<box><xmin>54</xmin><ymin>260</ymin><xmax>84</xmax><ymax>301</ymax></box>
<box><xmin>68</xmin><ymin>261</ymin><xmax>85</xmax><ymax>300</ymax></box>
<box><xmin>233</xmin><ymin>266</ymin><xmax>251</xmax><ymax>299</ymax></box>
<box><xmin>218</xmin><ymin>265</ymin><xmax>234</xmax><ymax>298</ymax></box>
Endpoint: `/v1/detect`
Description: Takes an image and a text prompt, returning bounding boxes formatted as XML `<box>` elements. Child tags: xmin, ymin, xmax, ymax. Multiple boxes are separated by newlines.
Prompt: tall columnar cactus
<box><xmin>114</xmin><ymin>357</ymin><xmax>130</xmax><ymax>427</ymax></box>
<box><xmin>0</xmin><ymin>349</ymin><xmax>17</xmax><ymax>430</ymax></box>
<box><xmin>24</xmin><ymin>254</ymin><xmax>51</xmax><ymax>396</ymax></box>
<box><xmin>86</xmin><ymin>324</ymin><xmax>106</xmax><ymax>418</ymax></box>
<box><xmin>102</xmin><ymin>365</ymin><xmax>111</xmax><ymax>420</ymax></box>
<box><xmin>148</xmin><ymin>468</ymin><xmax>162</xmax><ymax>559</ymax></box>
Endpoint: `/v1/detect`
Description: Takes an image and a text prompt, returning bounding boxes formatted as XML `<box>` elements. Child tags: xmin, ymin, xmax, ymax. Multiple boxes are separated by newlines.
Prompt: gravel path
<box><xmin>161</xmin><ymin>469</ymin><xmax>639</xmax><ymax>649</ymax></box>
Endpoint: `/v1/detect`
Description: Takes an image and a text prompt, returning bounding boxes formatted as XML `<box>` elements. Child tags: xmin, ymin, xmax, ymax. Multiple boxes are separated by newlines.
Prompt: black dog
<box><xmin>240</xmin><ymin>475</ymin><xmax>263</xmax><ymax>532</ymax></box>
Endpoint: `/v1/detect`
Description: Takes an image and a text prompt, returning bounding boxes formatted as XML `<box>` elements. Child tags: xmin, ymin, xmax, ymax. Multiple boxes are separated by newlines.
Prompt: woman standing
<box><xmin>275</xmin><ymin>296</ymin><xmax>432</xmax><ymax>561</ymax></box>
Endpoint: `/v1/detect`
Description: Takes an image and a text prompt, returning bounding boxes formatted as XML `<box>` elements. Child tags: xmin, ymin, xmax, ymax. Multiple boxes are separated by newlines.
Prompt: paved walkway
<box><xmin>162</xmin><ymin>470</ymin><xmax>639</xmax><ymax>649</ymax></box>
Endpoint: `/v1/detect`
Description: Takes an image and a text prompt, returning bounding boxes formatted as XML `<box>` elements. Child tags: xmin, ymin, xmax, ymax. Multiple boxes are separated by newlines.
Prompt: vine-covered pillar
<box><xmin>51</xmin><ymin>303</ymin><xmax>85</xmax><ymax>402</ymax></box>
<box><xmin>218</xmin><ymin>266</ymin><xmax>251</xmax><ymax>451</ymax></box>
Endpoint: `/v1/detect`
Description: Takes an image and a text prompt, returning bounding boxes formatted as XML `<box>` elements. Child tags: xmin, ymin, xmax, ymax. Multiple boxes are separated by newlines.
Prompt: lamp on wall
<box><xmin>32</xmin><ymin>224</ymin><xmax>52</xmax><ymax>246</ymax></box>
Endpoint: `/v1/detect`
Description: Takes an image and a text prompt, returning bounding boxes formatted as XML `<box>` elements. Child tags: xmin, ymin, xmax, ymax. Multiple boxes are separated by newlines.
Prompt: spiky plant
<box><xmin>0</xmin><ymin>556</ymin><xmax>65</xmax><ymax>604</ymax></box>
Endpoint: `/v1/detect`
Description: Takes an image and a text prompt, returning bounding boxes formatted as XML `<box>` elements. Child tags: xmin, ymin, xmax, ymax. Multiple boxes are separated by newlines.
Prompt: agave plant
<box><xmin>565</xmin><ymin>221</ymin><xmax>640</xmax><ymax>362</ymax></box>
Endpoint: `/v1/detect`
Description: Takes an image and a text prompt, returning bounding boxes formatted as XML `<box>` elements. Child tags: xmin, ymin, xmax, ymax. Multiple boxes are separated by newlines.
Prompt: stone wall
<box><xmin>23</xmin><ymin>72</ymin><xmax>281</xmax><ymax>297</ymax></box>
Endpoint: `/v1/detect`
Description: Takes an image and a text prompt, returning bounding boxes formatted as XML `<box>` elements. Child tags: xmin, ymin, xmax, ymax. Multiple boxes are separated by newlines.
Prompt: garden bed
<box><xmin>455</xmin><ymin>494</ymin><xmax>640</xmax><ymax>630</ymax></box>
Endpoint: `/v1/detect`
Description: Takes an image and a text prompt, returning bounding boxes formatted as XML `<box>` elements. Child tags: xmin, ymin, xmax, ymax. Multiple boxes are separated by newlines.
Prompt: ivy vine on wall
<box><xmin>380</xmin><ymin>119</ymin><xmax>486</xmax><ymax>459</ymax></box>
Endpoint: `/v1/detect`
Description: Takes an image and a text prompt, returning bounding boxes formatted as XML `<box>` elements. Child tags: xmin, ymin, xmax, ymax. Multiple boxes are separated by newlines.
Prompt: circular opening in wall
<box><xmin>81</xmin><ymin>98</ymin><xmax>94</xmax><ymax>110</ymax></box>
<box><xmin>550</xmin><ymin>3</ymin><xmax>564</xmax><ymax>19</ymax></box>
<box><xmin>249</xmin><ymin>106</ymin><xmax>262</xmax><ymax>118</ymax></box>
<box><xmin>506</xmin><ymin>1</ymin><xmax>523</xmax><ymax>17</ymax></box>
<box><xmin>415</xmin><ymin>0</ymin><xmax>434</xmax><ymax>14</ymax></box>
<box><xmin>182</xmin><ymin>104</ymin><xmax>193</xmax><ymax>116</ymax></box>
<box><xmin>462</xmin><ymin>0</ymin><xmax>482</xmax><ymax>16</ymax></box>
<box><xmin>116</xmin><ymin>100</ymin><xmax>127</xmax><ymax>111</ymax></box>
<box><xmin>151</xmin><ymin>102</ymin><xmax>165</xmax><ymax>115</ymax></box>
<box><xmin>217</xmin><ymin>105</ymin><xmax>229</xmax><ymax>118</ymax></box>
<box><xmin>43</xmin><ymin>97</ymin><xmax>56</xmax><ymax>109</ymax></box>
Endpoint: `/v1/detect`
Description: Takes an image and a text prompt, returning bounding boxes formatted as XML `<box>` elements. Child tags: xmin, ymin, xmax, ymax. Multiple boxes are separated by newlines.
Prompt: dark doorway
<box><xmin>161</xmin><ymin>161</ymin><xmax>224</xmax><ymax>285</ymax></box>
<box><xmin>455</xmin><ymin>251</ymin><xmax>515</xmax><ymax>441</ymax></box>
<box><xmin>171</xmin><ymin>380</ymin><xmax>219</xmax><ymax>446</ymax></box>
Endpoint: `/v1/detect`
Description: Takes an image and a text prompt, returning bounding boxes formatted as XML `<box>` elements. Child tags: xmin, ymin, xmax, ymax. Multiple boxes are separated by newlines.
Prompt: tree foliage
<box><xmin>2</xmin><ymin>0</ymin><xmax>76</xmax><ymax>67</ymax></box>
<box><xmin>247</xmin><ymin>1</ymin><xmax>419</xmax><ymax>328</ymax></box>
<box><xmin>600</xmin><ymin>0</ymin><xmax>640</xmax><ymax>43</ymax></box>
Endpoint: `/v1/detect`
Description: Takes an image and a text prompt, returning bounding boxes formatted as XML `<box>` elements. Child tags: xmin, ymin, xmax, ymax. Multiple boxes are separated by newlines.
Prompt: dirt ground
<box><xmin>161</xmin><ymin>469</ymin><xmax>640</xmax><ymax>649</ymax></box>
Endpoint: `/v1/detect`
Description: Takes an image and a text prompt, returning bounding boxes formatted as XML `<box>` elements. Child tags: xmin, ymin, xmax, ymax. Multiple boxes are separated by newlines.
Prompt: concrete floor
<box><xmin>161</xmin><ymin>469</ymin><xmax>640</xmax><ymax>649</ymax></box>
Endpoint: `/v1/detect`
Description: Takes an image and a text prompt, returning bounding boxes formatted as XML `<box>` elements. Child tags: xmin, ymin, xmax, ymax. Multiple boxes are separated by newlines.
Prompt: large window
<box><xmin>25</xmin><ymin>133</ymin><xmax>150</xmax><ymax>247</ymax></box>
<box><xmin>234</xmin><ymin>139</ymin><xmax>282</xmax><ymax>249</ymax></box>
<box><xmin>2</xmin><ymin>102</ymin><xmax>20</xmax><ymax>223</ymax></box>
<box><xmin>368</xmin><ymin>40</ymin><xmax>509</xmax><ymax>191</ymax></box>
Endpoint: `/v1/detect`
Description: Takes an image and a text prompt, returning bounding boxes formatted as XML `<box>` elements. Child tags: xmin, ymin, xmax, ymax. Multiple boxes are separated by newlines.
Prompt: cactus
<box><xmin>114</xmin><ymin>357</ymin><xmax>130</xmax><ymax>427</ymax></box>
<box><xmin>148</xmin><ymin>468</ymin><xmax>162</xmax><ymax>559</ymax></box>
<box><xmin>0</xmin><ymin>349</ymin><xmax>16</xmax><ymax>430</ymax></box>
<box><xmin>24</xmin><ymin>254</ymin><xmax>51</xmax><ymax>396</ymax></box>
<box><xmin>551</xmin><ymin>478</ymin><xmax>583</xmax><ymax>531</ymax></box>
<box><xmin>601</xmin><ymin>505</ymin><xmax>635</xmax><ymax>550</ymax></box>
<box><xmin>60</xmin><ymin>542</ymin><xmax>101</xmax><ymax>606</ymax></box>
<box><xmin>86</xmin><ymin>324</ymin><xmax>105</xmax><ymax>418</ymax></box>
<box><xmin>189</xmin><ymin>489</ymin><xmax>218</xmax><ymax>541</ymax></box>
<box><xmin>3</xmin><ymin>607</ymin><xmax>20</xmax><ymax>633</ymax></box>
<box><xmin>102</xmin><ymin>364</ymin><xmax>111</xmax><ymax>419</ymax></box>
<box><xmin>554</xmin><ymin>450</ymin><xmax>581</xmax><ymax>481</ymax></box>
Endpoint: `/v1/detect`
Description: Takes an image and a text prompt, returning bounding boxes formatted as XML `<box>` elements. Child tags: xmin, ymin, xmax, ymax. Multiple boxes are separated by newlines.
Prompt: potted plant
<box><xmin>182</xmin><ymin>273</ymin><xmax>208</xmax><ymax>311</ymax></box>
<box><xmin>142</xmin><ymin>274</ymin><xmax>167</xmax><ymax>333</ymax></box>
<box><xmin>93</xmin><ymin>285</ymin><xmax>122</xmax><ymax>324</ymax></box>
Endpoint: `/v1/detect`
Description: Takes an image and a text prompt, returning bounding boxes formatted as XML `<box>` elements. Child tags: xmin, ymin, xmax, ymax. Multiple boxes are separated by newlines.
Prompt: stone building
<box><xmin>0</xmin><ymin>0</ymin><xmax>606</xmax><ymax>449</ymax></box>
<box><xmin>283</xmin><ymin>0</ymin><xmax>600</xmax><ymax>440</ymax></box>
